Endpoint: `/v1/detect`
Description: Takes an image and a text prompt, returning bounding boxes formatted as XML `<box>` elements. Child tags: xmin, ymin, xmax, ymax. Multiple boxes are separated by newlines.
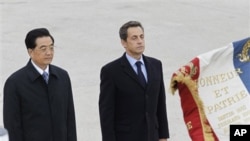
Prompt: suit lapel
<box><xmin>26</xmin><ymin>60</ymin><xmax>45</xmax><ymax>83</ymax></box>
<box><xmin>120</xmin><ymin>54</ymin><xmax>146</xmax><ymax>88</ymax></box>
<box><xmin>143</xmin><ymin>56</ymin><xmax>153</xmax><ymax>89</ymax></box>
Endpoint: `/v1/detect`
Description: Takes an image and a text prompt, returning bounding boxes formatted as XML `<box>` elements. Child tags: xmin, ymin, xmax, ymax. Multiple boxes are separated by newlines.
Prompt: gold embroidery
<box><xmin>238</xmin><ymin>39</ymin><xmax>250</xmax><ymax>62</ymax></box>
<box><xmin>170</xmin><ymin>62</ymin><xmax>216</xmax><ymax>141</ymax></box>
<box><xmin>186</xmin><ymin>121</ymin><xmax>193</xmax><ymax>130</ymax></box>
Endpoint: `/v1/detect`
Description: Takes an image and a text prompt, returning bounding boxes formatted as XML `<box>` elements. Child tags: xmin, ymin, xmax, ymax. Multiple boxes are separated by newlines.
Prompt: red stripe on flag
<box><xmin>171</xmin><ymin>58</ymin><xmax>219</xmax><ymax>141</ymax></box>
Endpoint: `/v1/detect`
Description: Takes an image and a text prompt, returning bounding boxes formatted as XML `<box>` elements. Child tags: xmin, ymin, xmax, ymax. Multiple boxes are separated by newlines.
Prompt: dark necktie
<box><xmin>42</xmin><ymin>71</ymin><xmax>49</xmax><ymax>84</ymax></box>
<box><xmin>135</xmin><ymin>61</ymin><xmax>147</xmax><ymax>87</ymax></box>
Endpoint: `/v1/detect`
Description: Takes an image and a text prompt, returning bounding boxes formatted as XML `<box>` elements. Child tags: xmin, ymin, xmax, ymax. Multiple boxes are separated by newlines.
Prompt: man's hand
<box><xmin>159</xmin><ymin>139</ymin><xmax>167</xmax><ymax>141</ymax></box>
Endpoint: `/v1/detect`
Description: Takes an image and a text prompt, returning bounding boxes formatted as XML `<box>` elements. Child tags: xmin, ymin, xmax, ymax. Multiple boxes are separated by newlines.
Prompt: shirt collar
<box><xmin>125</xmin><ymin>53</ymin><xmax>145</xmax><ymax>66</ymax></box>
<box><xmin>31</xmin><ymin>60</ymin><xmax>49</xmax><ymax>75</ymax></box>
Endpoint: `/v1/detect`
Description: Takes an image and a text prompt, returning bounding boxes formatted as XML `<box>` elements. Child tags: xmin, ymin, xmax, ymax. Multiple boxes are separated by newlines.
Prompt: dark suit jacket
<box><xmin>3</xmin><ymin>60</ymin><xmax>77</xmax><ymax>141</ymax></box>
<box><xmin>99</xmin><ymin>53</ymin><xmax>169</xmax><ymax>141</ymax></box>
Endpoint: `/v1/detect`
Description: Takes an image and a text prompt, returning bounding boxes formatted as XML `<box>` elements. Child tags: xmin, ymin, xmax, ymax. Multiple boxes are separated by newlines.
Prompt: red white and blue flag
<box><xmin>170</xmin><ymin>37</ymin><xmax>250</xmax><ymax>141</ymax></box>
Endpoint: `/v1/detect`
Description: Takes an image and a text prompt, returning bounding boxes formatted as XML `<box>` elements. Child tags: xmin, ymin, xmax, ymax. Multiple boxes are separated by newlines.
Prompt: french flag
<box><xmin>170</xmin><ymin>37</ymin><xmax>250</xmax><ymax>141</ymax></box>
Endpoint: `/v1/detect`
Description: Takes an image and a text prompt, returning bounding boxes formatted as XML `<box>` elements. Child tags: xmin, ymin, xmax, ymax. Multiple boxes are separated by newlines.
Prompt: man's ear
<box><xmin>27</xmin><ymin>48</ymin><xmax>33</xmax><ymax>56</ymax></box>
<box><xmin>121</xmin><ymin>39</ymin><xmax>127</xmax><ymax>48</ymax></box>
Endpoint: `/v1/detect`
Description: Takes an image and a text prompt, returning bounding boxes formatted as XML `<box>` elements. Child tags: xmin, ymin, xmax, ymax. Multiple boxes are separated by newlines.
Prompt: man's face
<box><xmin>122</xmin><ymin>26</ymin><xmax>145</xmax><ymax>59</ymax></box>
<box><xmin>28</xmin><ymin>36</ymin><xmax>54</xmax><ymax>70</ymax></box>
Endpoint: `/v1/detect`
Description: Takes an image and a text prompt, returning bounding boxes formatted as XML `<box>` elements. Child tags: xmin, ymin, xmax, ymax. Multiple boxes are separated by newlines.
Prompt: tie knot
<box><xmin>43</xmin><ymin>71</ymin><xmax>48</xmax><ymax>77</ymax></box>
<box><xmin>135</xmin><ymin>61</ymin><xmax>142</xmax><ymax>67</ymax></box>
<box><xmin>42</xmin><ymin>71</ymin><xmax>49</xmax><ymax>83</ymax></box>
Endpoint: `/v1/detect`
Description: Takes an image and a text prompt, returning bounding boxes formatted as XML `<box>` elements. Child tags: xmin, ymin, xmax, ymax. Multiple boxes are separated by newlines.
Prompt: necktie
<box><xmin>42</xmin><ymin>71</ymin><xmax>49</xmax><ymax>84</ymax></box>
<box><xmin>135</xmin><ymin>61</ymin><xmax>147</xmax><ymax>87</ymax></box>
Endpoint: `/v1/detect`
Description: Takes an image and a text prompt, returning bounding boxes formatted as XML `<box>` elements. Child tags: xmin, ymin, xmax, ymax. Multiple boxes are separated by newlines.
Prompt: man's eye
<box><xmin>41</xmin><ymin>47</ymin><xmax>46</xmax><ymax>51</ymax></box>
<box><xmin>132</xmin><ymin>37</ymin><xmax>137</xmax><ymax>40</ymax></box>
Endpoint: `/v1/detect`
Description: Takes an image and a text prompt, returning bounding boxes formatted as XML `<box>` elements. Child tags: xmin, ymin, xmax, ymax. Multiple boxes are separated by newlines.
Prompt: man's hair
<box><xmin>25</xmin><ymin>28</ymin><xmax>54</xmax><ymax>49</ymax></box>
<box><xmin>119</xmin><ymin>21</ymin><xmax>144</xmax><ymax>41</ymax></box>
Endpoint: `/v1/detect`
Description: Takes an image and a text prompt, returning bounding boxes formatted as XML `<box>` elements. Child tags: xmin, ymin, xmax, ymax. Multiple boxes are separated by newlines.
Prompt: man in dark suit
<box><xmin>99</xmin><ymin>21</ymin><xmax>170</xmax><ymax>141</ymax></box>
<box><xmin>3</xmin><ymin>28</ymin><xmax>77</xmax><ymax>141</ymax></box>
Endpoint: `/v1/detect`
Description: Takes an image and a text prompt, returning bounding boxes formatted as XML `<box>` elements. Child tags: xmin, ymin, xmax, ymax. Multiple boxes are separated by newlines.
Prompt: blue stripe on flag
<box><xmin>233</xmin><ymin>37</ymin><xmax>250</xmax><ymax>93</ymax></box>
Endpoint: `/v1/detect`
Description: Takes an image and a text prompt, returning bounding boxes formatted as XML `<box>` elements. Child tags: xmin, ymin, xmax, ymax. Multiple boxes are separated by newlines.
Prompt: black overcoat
<box><xmin>99</xmin><ymin>53</ymin><xmax>169</xmax><ymax>141</ymax></box>
<box><xmin>3</xmin><ymin>60</ymin><xmax>77</xmax><ymax>141</ymax></box>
